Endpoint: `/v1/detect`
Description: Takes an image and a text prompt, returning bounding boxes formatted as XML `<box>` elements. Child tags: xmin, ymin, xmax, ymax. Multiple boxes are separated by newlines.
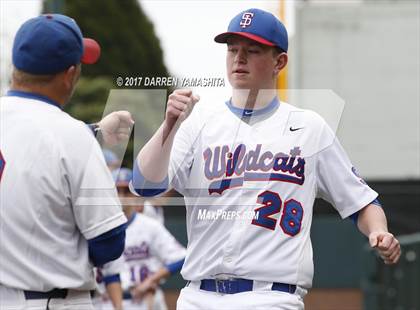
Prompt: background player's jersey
<box><xmin>161</xmin><ymin>96</ymin><xmax>377</xmax><ymax>288</ymax></box>
<box><xmin>0</xmin><ymin>95</ymin><xmax>126</xmax><ymax>290</ymax></box>
<box><xmin>143</xmin><ymin>200</ymin><xmax>165</xmax><ymax>224</ymax></box>
<box><xmin>103</xmin><ymin>213</ymin><xmax>186</xmax><ymax>291</ymax></box>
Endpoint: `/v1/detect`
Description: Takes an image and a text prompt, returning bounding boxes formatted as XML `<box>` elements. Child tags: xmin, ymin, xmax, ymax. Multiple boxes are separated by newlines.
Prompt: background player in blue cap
<box><xmin>0</xmin><ymin>14</ymin><xmax>132</xmax><ymax>310</ymax></box>
<box><xmin>102</xmin><ymin>8</ymin><xmax>400</xmax><ymax>310</ymax></box>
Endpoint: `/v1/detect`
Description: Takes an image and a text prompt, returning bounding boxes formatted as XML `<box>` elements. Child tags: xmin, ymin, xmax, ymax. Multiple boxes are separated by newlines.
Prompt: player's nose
<box><xmin>234</xmin><ymin>48</ymin><xmax>247</xmax><ymax>64</ymax></box>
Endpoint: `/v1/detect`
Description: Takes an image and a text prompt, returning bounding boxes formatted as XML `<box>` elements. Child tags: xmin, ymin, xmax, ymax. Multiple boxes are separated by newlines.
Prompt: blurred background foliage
<box><xmin>42</xmin><ymin>0</ymin><xmax>169</xmax><ymax>167</ymax></box>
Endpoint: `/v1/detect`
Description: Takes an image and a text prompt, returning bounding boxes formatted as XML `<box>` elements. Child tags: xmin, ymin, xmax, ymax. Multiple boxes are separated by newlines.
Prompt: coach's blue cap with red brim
<box><xmin>214</xmin><ymin>8</ymin><xmax>288</xmax><ymax>52</ymax></box>
<box><xmin>12</xmin><ymin>14</ymin><xmax>101</xmax><ymax>75</ymax></box>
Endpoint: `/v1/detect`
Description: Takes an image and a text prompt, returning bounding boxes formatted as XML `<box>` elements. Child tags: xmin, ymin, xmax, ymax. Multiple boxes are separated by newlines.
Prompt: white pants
<box><xmin>94</xmin><ymin>289</ymin><xmax>167</xmax><ymax>310</ymax></box>
<box><xmin>0</xmin><ymin>285</ymin><xmax>93</xmax><ymax>310</ymax></box>
<box><xmin>176</xmin><ymin>284</ymin><xmax>305</xmax><ymax>310</ymax></box>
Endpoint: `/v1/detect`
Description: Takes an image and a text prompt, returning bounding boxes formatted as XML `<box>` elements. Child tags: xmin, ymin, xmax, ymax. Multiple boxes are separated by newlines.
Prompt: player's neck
<box><xmin>10</xmin><ymin>83</ymin><xmax>67</xmax><ymax>107</ymax></box>
<box><xmin>231</xmin><ymin>88</ymin><xmax>277</xmax><ymax>110</ymax></box>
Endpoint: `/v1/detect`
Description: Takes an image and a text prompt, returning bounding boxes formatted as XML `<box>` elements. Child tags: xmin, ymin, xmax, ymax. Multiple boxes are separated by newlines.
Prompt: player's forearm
<box><xmin>148</xmin><ymin>267</ymin><xmax>171</xmax><ymax>285</ymax></box>
<box><xmin>137</xmin><ymin>89</ymin><xmax>199</xmax><ymax>183</ymax></box>
<box><xmin>357</xmin><ymin>203</ymin><xmax>388</xmax><ymax>237</ymax></box>
<box><xmin>106</xmin><ymin>282</ymin><xmax>123</xmax><ymax>310</ymax></box>
<box><xmin>136</xmin><ymin>120</ymin><xmax>179</xmax><ymax>183</ymax></box>
<box><xmin>357</xmin><ymin>203</ymin><xmax>401</xmax><ymax>264</ymax></box>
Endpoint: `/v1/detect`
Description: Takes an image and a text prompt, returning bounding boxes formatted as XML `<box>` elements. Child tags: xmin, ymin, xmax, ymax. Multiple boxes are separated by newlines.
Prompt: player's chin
<box><xmin>228</xmin><ymin>78</ymin><xmax>253</xmax><ymax>90</ymax></box>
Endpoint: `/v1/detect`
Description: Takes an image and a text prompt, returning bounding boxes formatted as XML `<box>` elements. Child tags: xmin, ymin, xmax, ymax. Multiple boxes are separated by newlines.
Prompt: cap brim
<box><xmin>214</xmin><ymin>32</ymin><xmax>275</xmax><ymax>46</ymax></box>
<box><xmin>81</xmin><ymin>38</ymin><xmax>101</xmax><ymax>64</ymax></box>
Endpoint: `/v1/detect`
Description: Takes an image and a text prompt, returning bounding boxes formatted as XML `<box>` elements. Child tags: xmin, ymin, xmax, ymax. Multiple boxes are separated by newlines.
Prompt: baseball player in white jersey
<box><xmin>95</xmin><ymin>168</ymin><xmax>186</xmax><ymax>310</ymax></box>
<box><xmin>103</xmin><ymin>8</ymin><xmax>401</xmax><ymax>310</ymax></box>
<box><xmin>92</xmin><ymin>262</ymin><xmax>125</xmax><ymax>310</ymax></box>
<box><xmin>0</xmin><ymin>14</ymin><xmax>133</xmax><ymax>310</ymax></box>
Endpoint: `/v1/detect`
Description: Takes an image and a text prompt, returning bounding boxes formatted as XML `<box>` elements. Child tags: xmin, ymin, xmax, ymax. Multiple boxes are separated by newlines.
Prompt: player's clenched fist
<box><xmin>165</xmin><ymin>89</ymin><xmax>200</xmax><ymax>125</ymax></box>
<box><xmin>369</xmin><ymin>231</ymin><xmax>401</xmax><ymax>265</ymax></box>
<box><xmin>98</xmin><ymin>110</ymin><xmax>134</xmax><ymax>146</ymax></box>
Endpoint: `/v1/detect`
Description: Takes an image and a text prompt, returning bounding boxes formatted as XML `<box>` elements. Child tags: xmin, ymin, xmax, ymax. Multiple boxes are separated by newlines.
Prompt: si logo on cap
<box><xmin>240</xmin><ymin>12</ymin><xmax>254</xmax><ymax>28</ymax></box>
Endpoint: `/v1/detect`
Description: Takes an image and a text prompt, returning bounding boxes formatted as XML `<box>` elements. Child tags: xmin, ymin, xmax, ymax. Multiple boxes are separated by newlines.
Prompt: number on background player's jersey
<box><xmin>130</xmin><ymin>265</ymin><xmax>150</xmax><ymax>283</ymax></box>
<box><xmin>0</xmin><ymin>150</ymin><xmax>5</xmax><ymax>182</ymax></box>
<box><xmin>251</xmin><ymin>190</ymin><xmax>303</xmax><ymax>236</ymax></box>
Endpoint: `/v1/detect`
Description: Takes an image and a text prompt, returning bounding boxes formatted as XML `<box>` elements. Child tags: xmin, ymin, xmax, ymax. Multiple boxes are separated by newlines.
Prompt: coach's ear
<box><xmin>62</xmin><ymin>65</ymin><xmax>81</xmax><ymax>91</ymax></box>
<box><xmin>274</xmin><ymin>52</ymin><xmax>288</xmax><ymax>76</ymax></box>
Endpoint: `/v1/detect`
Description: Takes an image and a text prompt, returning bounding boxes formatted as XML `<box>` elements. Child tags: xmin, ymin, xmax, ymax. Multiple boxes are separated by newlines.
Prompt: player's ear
<box><xmin>274</xmin><ymin>52</ymin><xmax>288</xmax><ymax>76</ymax></box>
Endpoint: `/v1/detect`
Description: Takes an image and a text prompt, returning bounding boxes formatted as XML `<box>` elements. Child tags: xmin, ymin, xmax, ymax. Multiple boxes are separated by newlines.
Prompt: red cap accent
<box><xmin>215</xmin><ymin>32</ymin><xmax>275</xmax><ymax>46</ymax></box>
<box><xmin>81</xmin><ymin>38</ymin><xmax>101</xmax><ymax>64</ymax></box>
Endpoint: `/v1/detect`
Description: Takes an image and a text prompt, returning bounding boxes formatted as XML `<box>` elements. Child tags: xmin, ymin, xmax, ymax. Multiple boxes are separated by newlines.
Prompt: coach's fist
<box><xmin>369</xmin><ymin>231</ymin><xmax>401</xmax><ymax>265</ymax></box>
<box><xmin>165</xmin><ymin>89</ymin><xmax>200</xmax><ymax>125</ymax></box>
<box><xmin>98</xmin><ymin>111</ymin><xmax>134</xmax><ymax>146</ymax></box>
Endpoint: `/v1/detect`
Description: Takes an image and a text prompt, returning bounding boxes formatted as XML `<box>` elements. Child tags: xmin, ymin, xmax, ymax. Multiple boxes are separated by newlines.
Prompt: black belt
<box><xmin>199</xmin><ymin>278</ymin><xmax>296</xmax><ymax>294</ymax></box>
<box><xmin>24</xmin><ymin>288</ymin><xmax>68</xmax><ymax>300</ymax></box>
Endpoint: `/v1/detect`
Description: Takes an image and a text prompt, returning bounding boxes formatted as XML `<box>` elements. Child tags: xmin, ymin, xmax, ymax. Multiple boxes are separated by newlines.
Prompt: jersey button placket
<box><xmin>221</xmin><ymin>208</ymin><xmax>248</xmax><ymax>273</ymax></box>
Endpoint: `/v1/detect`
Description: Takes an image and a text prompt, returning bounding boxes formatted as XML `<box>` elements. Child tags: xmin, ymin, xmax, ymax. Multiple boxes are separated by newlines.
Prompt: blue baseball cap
<box><xmin>112</xmin><ymin>168</ymin><xmax>133</xmax><ymax>187</ymax></box>
<box><xmin>214</xmin><ymin>8</ymin><xmax>288</xmax><ymax>52</ymax></box>
<box><xmin>12</xmin><ymin>14</ymin><xmax>101</xmax><ymax>75</ymax></box>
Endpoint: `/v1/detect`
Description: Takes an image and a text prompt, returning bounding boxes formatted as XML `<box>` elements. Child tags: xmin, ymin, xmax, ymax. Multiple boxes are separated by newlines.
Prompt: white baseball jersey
<box><xmin>145</xmin><ymin>95</ymin><xmax>378</xmax><ymax>288</ymax></box>
<box><xmin>0</xmin><ymin>94</ymin><xmax>126</xmax><ymax>291</ymax></box>
<box><xmin>102</xmin><ymin>212</ymin><xmax>186</xmax><ymax>291</ymax></box>
<box><xmin>143</xmin><ymin>200</ymin><xmax>165</xmax><ymax>224</ymax></box>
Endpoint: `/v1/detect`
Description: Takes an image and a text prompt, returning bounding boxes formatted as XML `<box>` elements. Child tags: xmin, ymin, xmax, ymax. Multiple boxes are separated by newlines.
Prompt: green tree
<box><xmin>65</xmin><ymin>77</ymin><xmax>114</xmax><ymax>124</ymax></box>
<box><xmin>44</xmin><ymin>0</ymin><xmax>168</xmax><ymax>79</ymax></box>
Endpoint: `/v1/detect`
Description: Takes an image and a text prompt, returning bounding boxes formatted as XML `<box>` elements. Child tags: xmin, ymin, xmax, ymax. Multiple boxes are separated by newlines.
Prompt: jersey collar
<box><xmin>225</xmin><ymin>96</ymin><xmax>280</xmax><ymax>118</ymax></box>
<box><xmin>6</xmin><ymin>90</ymin><xmax>62</xmax><ymax>109</ymax></box>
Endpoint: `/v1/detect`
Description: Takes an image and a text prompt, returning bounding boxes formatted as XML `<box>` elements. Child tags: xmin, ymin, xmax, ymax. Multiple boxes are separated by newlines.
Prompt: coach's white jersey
<box><xmin>159</xmin><ymin>96</ymin><xmax>377</xmax><ymax>288</ymax></box>
<box><xmin>103</xmin><ymin>213</ymin><xmax>185</xmax><ymax>291</ymax></box>
<box><xmin>0</xmin><ymin>95</ymin><xmax>126</xmax><ymax>291</ymax></box>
